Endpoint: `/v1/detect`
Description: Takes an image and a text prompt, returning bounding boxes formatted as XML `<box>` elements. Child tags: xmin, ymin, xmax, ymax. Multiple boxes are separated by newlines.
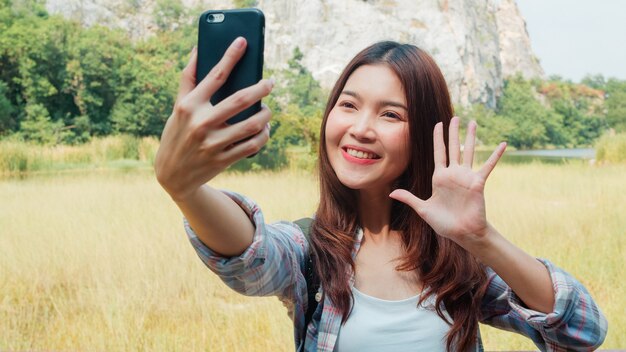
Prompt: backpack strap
<box><xmin>294</xmin><ymin>217</ymin><xmax>320</xmax><ymax>334</ymax></box>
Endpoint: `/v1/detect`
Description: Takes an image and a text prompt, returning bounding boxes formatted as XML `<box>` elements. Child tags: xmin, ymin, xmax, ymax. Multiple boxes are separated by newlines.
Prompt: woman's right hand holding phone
<box><xmin>155</xmin><ymin>37</ymin><xmax>274</xmax><ymax>202</ymax></box>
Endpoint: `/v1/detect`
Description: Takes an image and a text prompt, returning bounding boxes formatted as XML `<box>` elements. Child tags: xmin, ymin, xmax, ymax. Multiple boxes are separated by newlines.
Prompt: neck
<box><xmin>357</xmin><ymin>187</ymin><xmax>397</xmax><ymax>243</ymax></box>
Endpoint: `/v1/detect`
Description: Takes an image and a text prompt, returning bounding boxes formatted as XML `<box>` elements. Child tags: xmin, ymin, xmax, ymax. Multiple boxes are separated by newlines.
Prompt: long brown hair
<box><xmin>311</xmin><ymin>41</ymin><xmax>488</xmax><ymax>351</ymax></box>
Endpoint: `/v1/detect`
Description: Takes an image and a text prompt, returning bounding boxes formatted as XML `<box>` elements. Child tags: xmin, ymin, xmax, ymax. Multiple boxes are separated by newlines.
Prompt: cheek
<box><xmin>324</xmin><ymin>110</ymin><xmax>343</xmax><ymax>147</ymax></box>
<box><xmin>389</xmin><ymin>127</ymin><xmax>411</xmax><ymax>166</ymax></box>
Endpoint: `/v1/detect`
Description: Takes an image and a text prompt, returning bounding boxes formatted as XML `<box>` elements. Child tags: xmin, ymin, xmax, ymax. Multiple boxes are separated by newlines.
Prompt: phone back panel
<box><xmin>197</xmin><ymin>9</ymin><xmax>265</xmax><ymax>124</ymax></box>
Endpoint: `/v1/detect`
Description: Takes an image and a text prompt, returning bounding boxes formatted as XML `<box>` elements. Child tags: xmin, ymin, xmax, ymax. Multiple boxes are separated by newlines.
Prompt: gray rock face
<box><xmin>495</xmin><ymin>0</ymin><xmax>544</xmax><ymax>80</ymax></box>
<box><xmin>45</xmin><ymin>0</ymin><xmax>544</xmax><ymax>107</ymax></box>
<box><xmin>258</xmin><ymin>0</ymin><xmax>544</xmax><ymax>107</ymax></box>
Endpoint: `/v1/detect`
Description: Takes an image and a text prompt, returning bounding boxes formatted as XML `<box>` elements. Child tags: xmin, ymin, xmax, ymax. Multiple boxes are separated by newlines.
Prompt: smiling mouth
<box><xmin>344</xmin><ymin>147</ymin><xmax>381</xmax><ymax>160</ymax></box>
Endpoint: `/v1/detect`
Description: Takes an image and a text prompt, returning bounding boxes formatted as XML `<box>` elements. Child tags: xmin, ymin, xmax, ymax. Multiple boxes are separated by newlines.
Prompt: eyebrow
<box><xmin>341</xmin><ymin>90</ymin><xmax>408</xmax><ymax>111</ymax></box>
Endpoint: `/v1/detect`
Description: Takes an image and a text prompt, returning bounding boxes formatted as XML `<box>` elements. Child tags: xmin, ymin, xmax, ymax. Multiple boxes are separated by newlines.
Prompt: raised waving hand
<box><xmin>390</xmin><ymin>117</ymin><xmax>561</xmax><ymax>313</ymax></box>
<box><xmin>389</xmin><ymin>116</ymin><xmax>507</xmax><ymax>249</ymax></box>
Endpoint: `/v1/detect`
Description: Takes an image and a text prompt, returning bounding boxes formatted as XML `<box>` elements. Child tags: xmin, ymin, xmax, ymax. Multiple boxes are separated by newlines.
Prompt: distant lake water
<box><xmin>475</xmin><ymin>148</ymin><xmax>595</xmax><ymax>164</ymax></box>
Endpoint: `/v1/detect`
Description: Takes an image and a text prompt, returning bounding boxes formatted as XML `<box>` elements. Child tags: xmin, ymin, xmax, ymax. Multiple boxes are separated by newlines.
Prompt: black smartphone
<box><xmin>196</xmin><ymin>8</ymin><xmax>265</xmax><ymax>125</ymax></box>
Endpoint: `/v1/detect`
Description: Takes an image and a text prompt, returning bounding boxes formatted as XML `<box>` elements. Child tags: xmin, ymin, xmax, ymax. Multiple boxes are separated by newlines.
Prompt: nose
<box><xmin>348</xmin><ymin>111</ymin><xmax>376</xmax><ymax>142</ymax></box>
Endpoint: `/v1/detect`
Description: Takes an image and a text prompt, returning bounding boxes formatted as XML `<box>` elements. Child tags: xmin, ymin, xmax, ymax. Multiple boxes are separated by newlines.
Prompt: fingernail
<box><xmin>268</xmin><ymin>77</ymin><xmax>275</xmax><ymax>87</ymax></box>
<box><xmin>234</xmin><ymin>37</ymin><xmax>245</xmax><ymax>49</ymax></box>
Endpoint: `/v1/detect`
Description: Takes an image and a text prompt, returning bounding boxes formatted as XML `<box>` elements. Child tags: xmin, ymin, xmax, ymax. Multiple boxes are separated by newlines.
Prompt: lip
<box><xmin>341</xmin><ymin>145</ymin><xmax>381</xmax><ymax>165</ymax></box>
<box><xmin>342</xmin><ymin>145</ymin><xmax>379</xmax><ymax>155</ymax></box>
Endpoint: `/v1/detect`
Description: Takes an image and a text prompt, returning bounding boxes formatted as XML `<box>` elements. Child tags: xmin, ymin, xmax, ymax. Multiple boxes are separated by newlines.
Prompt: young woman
<box><xmin>154</xmin><ymin>39</ymin><xmax>607</xmax><ymax>351</ymax></box>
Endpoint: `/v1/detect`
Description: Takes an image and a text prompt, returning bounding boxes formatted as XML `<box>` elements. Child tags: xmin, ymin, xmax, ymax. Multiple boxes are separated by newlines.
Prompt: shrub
<box><xmin>0</xmin><ymin>140</ymin><xmax>29</xmax><ymax>173</ymax></box>
<box><xmin>595</xmin><ymin>132</ymin><xmax>626</xmax><ymax>163</ymax></box>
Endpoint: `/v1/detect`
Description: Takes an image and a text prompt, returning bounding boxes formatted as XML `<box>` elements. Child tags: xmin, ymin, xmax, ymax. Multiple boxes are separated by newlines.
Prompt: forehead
<box><xmin>343</xmin><ymin>64</ymin><xmax>406</xmax><ymax>104</ymax></box>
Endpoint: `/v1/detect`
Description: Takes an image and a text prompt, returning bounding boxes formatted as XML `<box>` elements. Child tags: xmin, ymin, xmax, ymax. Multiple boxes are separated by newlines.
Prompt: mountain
<box><xmin>45</xmin><ymin>0</ymin><xmax>544</xmax><ymax>107</ymax></box>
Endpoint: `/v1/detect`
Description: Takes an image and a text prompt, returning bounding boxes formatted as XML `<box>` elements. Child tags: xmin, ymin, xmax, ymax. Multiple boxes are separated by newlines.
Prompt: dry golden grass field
<box><xmin>0</xmin><ymin>163</ymin><xmax>624</xmax><ymax>351</ymax></box>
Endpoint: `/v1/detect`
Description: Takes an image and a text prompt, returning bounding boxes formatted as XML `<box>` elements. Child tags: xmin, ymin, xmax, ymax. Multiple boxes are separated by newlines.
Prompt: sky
<box><xmin>515</xmin><ymin>0</ymin><xmax>626</xmax><ymax>82</ymax></box>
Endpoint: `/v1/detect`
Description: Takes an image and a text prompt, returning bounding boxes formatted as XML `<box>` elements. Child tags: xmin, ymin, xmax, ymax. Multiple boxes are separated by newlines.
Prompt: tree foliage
<box><xmin>0</xmin><ymin>80</ymin><xmax>15</xmax><ymax>131</ymax></box>
<box><xmin>271</xmin><ymin>47</ymin><xmax>325</xmax><ymax>153</ymax></box>
<box><xmin>470</xmin><ymin>74</ymin><xmax>611</xmax><ymax>149</ymax></box>
<box><xmin>603</xmin><ymin>79</ymin><xmax>626</xmax><ymax>133</ymax></box>
<box><xmin>497</xmin><ymin>75</ymin><xmax>550</xmax><ymax>148</ymax></box>
<box><xmin>1</xmin><ymin>2</ymin><xmax>624</xmax><ymax>171</ymax></box>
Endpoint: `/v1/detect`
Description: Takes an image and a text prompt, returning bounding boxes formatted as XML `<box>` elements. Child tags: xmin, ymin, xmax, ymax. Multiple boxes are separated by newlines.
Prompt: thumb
<box><xmin>389</xmin><ymin>189</ymin><xmax>426</xmax><ymax>215</ymax></box>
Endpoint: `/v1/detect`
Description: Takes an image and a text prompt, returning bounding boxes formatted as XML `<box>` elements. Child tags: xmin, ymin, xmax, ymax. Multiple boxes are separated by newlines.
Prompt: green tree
<box><xmin>0</xmin><ymin>13</ymin><xmax>82</xmax><ymax>138</ymax></box>
<box><xmin>271</xmin><ymin>47</ymin><xmax>326</xmax><ymax>152</ymax></box>
<box><xmin>64</xmin><ymin>25</ymin><xmax>130</xmax><ymax>138</ymax></box>
<box><xmin>581</xmin><ymin>74</ymin><xmax>606</xmax><ymax>90</ymax></box>
<box><xmin>604</xmin><ymin>79</ymin><xmax>626</xmax><ymax>132</ymax></box>
<box><xmin>540</xmin><ymin>77</ymin><xmax>607</xmax><ymax>146</ymax></box>
<box><xmin>19</xmin><ymin>103</ymin><xmax>69</xmax><ymax>144</ymax></box>
<box><xmin>0</xmin><ymin>5</ymin><xmax>192</xmax><ymax>142</ymax></box>
<box><xmin>111</xmin><ymin>47</ymin><xmax>178</xmax><ymax>137</ymax></box>
<box><xmin>497</xmin><ymin>75</ymin><xmax>551</xmax><ymax>149</ymax></box>
<box><xmin>551</xmin><ymin>98</ymin><xmax>603</xmax><ymax>146</ymax></box>
<box><xmin>284</xmin><ymin>47</ymin><xmax>326</xmax><ymax>111</ymax></box>
<box><xmin>0</xmin><ymin>80</ymin><xmax>15</xmax><ymax>133</ymax></box>
<box><xmin>460</xmin><ymin>104</ymin><xmax>514</xmax><ymax>146</ymax></box>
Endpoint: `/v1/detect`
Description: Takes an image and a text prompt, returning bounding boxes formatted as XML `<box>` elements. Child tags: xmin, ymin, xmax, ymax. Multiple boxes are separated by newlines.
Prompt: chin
<box><xmin>334</xmin><ymin>173</ymin><xmax>364</xmax><ymax>190</ymax></box>
<box><xmin>340</xmin><ymin>182</ymin><xmax>364</xmax><ymax>191</ymax></box>
<box><xmin>336</xmin><ymin>172</ymin><xmax>384</xmax><ymax>191</ymax></box>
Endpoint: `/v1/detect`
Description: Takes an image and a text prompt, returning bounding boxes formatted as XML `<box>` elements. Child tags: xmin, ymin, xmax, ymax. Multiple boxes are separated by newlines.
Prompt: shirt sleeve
<box><xmin>183</xmin><ymin>190</ymin><xmax>309</xmax><ymax>306</ymax></box>
<box><xmin>479</xmin><ymin>258</ymin><xmax>608</xmax><ymax>351</ymax></box>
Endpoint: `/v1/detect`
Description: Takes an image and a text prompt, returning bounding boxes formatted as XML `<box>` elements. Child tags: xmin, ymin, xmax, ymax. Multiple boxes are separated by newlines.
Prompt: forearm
<box><xmin>465</xmin><ymin>224</ymin><xmax>555</xmax><ymax>313</ymax></box>
<box><xmin>174</xmin><ymin>184</ymin><xmax>255</xmax><ymax>257</ymax></box>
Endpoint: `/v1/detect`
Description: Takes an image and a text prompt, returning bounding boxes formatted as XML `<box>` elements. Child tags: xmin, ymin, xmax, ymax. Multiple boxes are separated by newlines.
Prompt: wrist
<box><xmin>457</xmin><ymin>223</ymin><xmax>503</xmax><ymax>263</ymax></box>
<box><xmin>155</xmin><ymin>171</ymin><xmax>203</xmax><ymax>203</ymax></box>
<box><xmin>169</xmin><ymin>184</ymin><xmax>205</xmax><ymax>204</ymax></box>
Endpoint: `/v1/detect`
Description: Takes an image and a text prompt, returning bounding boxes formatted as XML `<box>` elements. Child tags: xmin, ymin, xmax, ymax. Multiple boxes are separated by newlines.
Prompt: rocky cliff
<box><xmin>46</xmin><ymin>0</ymin><xmax>544</xmax><ymax>107</ymax></box>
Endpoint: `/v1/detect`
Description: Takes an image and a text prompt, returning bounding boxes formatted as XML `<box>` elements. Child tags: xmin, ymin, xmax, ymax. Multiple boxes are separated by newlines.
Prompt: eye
<box><xmin>339</xmin><ymin>101</ymin><xmax>357</xmax><ymax>109</ymax></box>
<box><xmin>383</xmin><ymin>111</ymin><xmax>402</xmax><ymax>120</ymax></box>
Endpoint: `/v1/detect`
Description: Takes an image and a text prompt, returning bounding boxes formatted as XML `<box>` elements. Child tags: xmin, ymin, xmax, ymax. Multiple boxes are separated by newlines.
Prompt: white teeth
<box><xmin>346</xmin><ymin>148</ymin><xmax>376</xmax><ymax>159</ymax></box>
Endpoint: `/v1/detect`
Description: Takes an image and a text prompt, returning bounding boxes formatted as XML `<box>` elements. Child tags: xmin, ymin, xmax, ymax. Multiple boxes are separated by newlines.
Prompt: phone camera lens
<box><xmin>206</xmin><ymin>13</ymin><xmax>224</xmax><ymax>23</ymax></box>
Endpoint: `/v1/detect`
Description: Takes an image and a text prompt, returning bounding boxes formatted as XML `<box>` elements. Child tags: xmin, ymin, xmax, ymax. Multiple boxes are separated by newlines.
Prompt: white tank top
<box><xmin>334</xmin><ymin>286</ymin><xmax>450</xmax><ymax>352</ymax></box>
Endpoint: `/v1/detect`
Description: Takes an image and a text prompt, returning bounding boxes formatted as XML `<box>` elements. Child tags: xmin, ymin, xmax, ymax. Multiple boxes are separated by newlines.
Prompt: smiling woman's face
<box><xmin>325</xmin><ymin>64</ymin><xmax>410</xmax><ymax>193</ymax></box>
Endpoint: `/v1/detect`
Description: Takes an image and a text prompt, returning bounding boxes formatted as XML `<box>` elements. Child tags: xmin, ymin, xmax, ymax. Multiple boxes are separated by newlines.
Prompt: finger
<box><xmin>204</xmin><ymin>78</ymin><xmax>274</xmax><ymax>127</ymax></box>
<box><xmin>448</xmin><ymin>116</ymin><xmax>460</xmax><ymax>165</ymax></box>
<box><xmin>433</xmin><ymin>122</ymin><xmax>446</xmax><ymax>170</ymax></box>
<box><xmin>192</xmin><ymin>79</ymin><xmax>273</xmax><ymax>138</ymax></box>
<box><xmin>478</xmin><ymin>142</ymin><xmax>507</xmax><ymax>180</ymax></box>
<box><xmin>187</xmin><ymin>37</ymin><xmax>247</xmax><ymax>106</ymax></box>
<box><xmin>462</xmin><ymin>120</ymin><xmax>477</xmax><ymax>168</ymax></box>
<box><xmin>176</xmin><ymin>46</ymin><xmax>198</xmax><ymax>101</ymax></box>
<box><xmin>220</xmin><ymin>122</ymin><xmax>271</xmax><ymax>162</ymax></box>
<box><xmin>389</xmin><ymin>189</ymin><xmax>427</xmax><ymax>215</ymax></box>
<box><xmin>199</xmin><ymin>105</ymin><xmax>271</xmax><ymax>150</ymax></box>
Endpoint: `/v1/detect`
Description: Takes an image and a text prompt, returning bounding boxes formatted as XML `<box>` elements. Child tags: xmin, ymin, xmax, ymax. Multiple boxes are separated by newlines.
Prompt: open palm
<box><xmin>390</xmin><ymin>117</ymin><xmax>507</xmax><ymax>246</ymax></box>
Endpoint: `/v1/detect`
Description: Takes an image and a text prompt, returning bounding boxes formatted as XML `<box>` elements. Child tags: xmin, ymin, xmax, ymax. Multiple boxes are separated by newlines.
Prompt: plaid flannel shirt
<box><xmin>185</xmin><ymin>191</ymin><xmax>607</xmax><ymax>351</ymax></box>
